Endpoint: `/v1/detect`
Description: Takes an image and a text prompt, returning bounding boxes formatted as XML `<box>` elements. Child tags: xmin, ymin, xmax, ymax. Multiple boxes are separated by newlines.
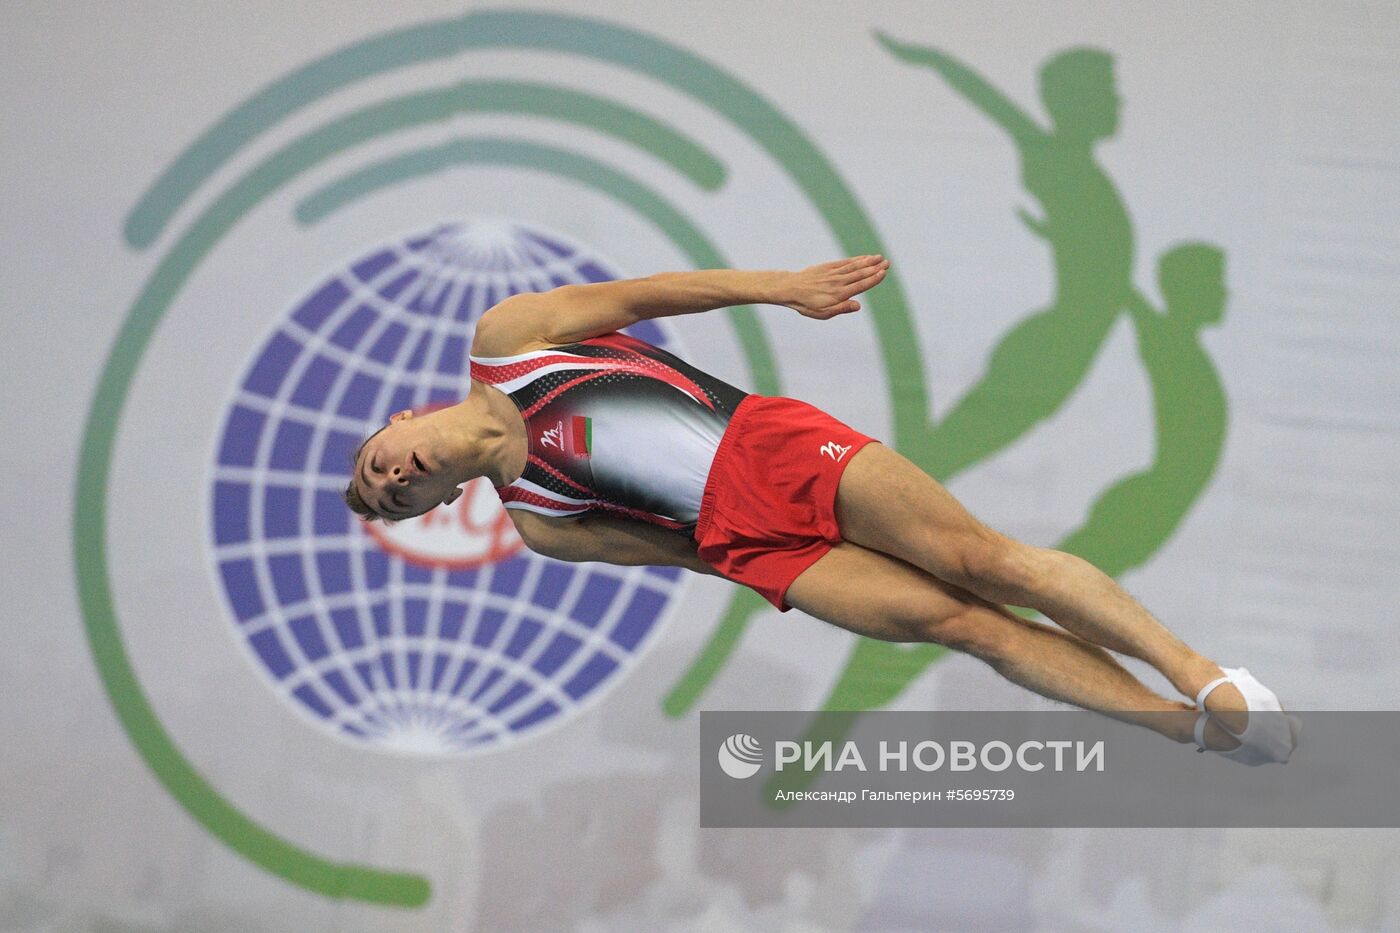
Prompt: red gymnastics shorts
<box><xmin>693</xmin><ymin>394</ymin><xmax>879</xmax><ymax>612</ymax></box>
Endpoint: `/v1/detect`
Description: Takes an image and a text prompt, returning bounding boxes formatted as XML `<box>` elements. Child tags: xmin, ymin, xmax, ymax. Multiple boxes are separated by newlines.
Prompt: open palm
<box><xmin>782</xmin><ymin>254</ymin><xmax>890</xmax><ymax>319</ymax></box>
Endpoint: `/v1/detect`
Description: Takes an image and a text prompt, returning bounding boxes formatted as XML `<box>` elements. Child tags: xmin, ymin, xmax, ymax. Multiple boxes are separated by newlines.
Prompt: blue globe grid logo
<box><xmin>209</xmin><ymin>220</ymin><xmax>684</xmax><ymax>756</ymax></box>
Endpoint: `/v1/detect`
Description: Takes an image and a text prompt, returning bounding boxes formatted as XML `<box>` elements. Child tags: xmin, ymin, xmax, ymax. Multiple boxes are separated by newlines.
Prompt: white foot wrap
<box><xmin>1192</xmin><ymin>667</ymin><xmax>1299</xmax><ymax>765</ymax></box>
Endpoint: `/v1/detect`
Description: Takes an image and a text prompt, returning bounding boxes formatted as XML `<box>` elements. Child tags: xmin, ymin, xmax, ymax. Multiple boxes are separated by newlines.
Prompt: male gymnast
<box><xmin>344</xmin><ymin>255</ymin><xmax>1296</xmax><ymax>764</ymax></box>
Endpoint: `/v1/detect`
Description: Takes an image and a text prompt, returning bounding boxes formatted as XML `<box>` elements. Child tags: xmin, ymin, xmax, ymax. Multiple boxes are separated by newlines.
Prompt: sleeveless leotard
<box><xmin>468</xmin><ymin>331</ymin><xmax>748</xmax><ymax>533</ymax></box>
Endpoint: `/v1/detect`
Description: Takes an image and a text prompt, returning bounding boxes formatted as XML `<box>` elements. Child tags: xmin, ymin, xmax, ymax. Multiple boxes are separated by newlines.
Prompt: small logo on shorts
<box><xmin>820</xmin><ymin>441</ymin><xmax>852</xmax><ymax>462</ymax></box>
<box><xmin>718</xmin><ymin>733</ymin><xmax>764</xmax><ymax>779</ymax></box>
<box><xmin>540</xmin><ymin>419</ymin><xmax>565</xmax><ymax>450</ymax></box>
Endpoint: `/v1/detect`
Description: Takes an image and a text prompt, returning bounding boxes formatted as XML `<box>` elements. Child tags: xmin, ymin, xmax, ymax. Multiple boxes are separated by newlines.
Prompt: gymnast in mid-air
<box><xmin>344</xmin><ymin>254</ymin><xmax>1296</xmax><ymax>765</ymax></box>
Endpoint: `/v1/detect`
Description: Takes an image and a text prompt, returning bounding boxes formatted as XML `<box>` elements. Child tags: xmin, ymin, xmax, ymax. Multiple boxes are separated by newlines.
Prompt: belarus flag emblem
<box><xmin>571</xmin><ymin>415</ymin><xmax>591</xmax><ymax>456</ymax></box>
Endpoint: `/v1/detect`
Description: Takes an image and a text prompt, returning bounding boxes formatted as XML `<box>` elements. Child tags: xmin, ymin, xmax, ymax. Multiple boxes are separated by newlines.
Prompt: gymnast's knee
<box><xmin>922</xmin><ymin>606</ymin><xmax>1013</xmax><ymax>660</ymax></box>
<box><xmin>954</xmin><ymin>533</ymin><xmax>1044</xmax><ymax>603</ymax></box>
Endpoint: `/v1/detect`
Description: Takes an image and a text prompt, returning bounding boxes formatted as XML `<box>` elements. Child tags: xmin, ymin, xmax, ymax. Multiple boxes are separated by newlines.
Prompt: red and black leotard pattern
<box><xmin>468</xmin><ymin>331</ymin><xmax>749</xmax><ymax>534</ymax></box>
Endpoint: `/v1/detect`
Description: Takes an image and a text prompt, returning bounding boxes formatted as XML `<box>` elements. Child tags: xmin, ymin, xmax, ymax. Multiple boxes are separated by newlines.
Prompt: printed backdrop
<box><xmin>4</xmin><ymin>2</ymin><xmax>1399</xmax><ymax>930</ymax></box>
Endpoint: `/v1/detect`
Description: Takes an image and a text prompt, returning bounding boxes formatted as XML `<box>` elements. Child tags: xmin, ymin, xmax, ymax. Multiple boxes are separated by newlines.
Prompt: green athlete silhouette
<box><xmin>1059</xmin><ymin>243</ymin><xmax>1229</xmax><ymax>574</ymax></box>
<box><xmin>875</xmin><ymin>33</ymin><xmax>1135</xmax><ymax>482</ymax></box>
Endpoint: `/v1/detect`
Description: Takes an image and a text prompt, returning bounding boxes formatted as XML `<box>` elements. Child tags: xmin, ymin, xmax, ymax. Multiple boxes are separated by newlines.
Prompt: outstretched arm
<box><xmin>509</xmin><ymin>509</ymin><xmax>722</xmax><ymax>576</ymax></box>
<box><xmin>472</xmin><ymin>255</ymin><xmax>889</xmax><ymax>354</ymax></box>
<box><xmin>874</xmin><ymin>31</ymin><xmax>1043</xmax><ymax>145</ymax></box>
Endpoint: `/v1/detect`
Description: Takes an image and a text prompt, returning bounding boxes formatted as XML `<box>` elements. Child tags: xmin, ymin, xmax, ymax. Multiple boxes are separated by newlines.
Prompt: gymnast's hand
<box><xmin>779</xmin><ymin>254</ymin><xmax>890</xmax><ymax>320</ymax></box>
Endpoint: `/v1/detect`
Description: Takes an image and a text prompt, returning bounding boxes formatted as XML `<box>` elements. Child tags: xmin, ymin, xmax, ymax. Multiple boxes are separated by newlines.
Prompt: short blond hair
<box><xmin>343</xmin><ymin>426</ymin><xmax>390</xmax><ymax>523</ymax></box>
<box><xmin>343</xmin><ymin>478</ymin><xmax>382</xmax><ymax>523</ymax></box>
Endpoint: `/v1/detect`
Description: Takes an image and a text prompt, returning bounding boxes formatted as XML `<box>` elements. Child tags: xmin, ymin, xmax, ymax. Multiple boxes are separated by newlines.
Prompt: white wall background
<box><xmin>3</xmin><ymin>1</ymin><xmax>1399</xmax><ymax>930</ymax></box>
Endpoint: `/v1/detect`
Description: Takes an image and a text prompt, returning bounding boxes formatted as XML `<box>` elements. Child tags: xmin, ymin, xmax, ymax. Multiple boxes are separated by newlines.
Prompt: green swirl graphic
<box><xmin>80</xmin><ymin>10</ymin><xmax>908</xmax><ymax>906</ymax></box>
<box><xmin>80</xmin><ymin>7</ymin><xmax>1225</xmax><ymax>899</ymax></box>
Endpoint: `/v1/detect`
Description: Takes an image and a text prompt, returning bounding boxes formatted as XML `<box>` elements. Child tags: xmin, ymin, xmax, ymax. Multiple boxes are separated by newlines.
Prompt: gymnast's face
<box><xmin>353</xmin><ymin>409</ymin><xmax>463</xmax><ymax>521</ymax></box>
